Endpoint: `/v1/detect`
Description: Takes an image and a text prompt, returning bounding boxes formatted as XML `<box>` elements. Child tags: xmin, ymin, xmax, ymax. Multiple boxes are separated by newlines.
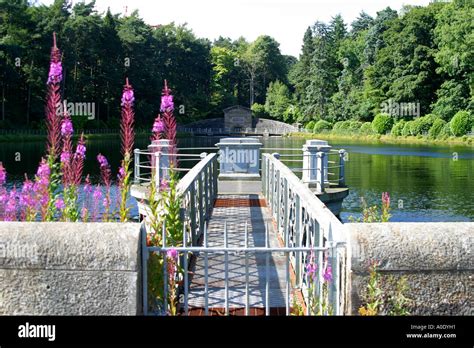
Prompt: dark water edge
<box><xmin>0</xmin><ymin>135</ymin><xmax>473</xmax><ymax>222</ymax></box>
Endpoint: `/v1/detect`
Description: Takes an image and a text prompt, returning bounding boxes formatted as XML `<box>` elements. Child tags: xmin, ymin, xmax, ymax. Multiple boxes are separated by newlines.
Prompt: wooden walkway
<box><xmin>186</xmin><ymin>194</ymin><xmax>289</xmax><ymax>314</ymax></box>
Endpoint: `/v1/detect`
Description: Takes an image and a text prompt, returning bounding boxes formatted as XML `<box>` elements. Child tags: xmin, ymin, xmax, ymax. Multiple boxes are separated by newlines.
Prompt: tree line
<box><xmin>0</xmin><ymin>0</ymin><xmax>472</xmax><ymax>131</ymax></box>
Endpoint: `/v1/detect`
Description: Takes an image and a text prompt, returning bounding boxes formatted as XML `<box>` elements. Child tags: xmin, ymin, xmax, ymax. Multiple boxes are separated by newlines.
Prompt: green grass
<box><xmin>289</xmin><ymin>131</ymin><xmax>474</xmax><ymax>147</ymax></box>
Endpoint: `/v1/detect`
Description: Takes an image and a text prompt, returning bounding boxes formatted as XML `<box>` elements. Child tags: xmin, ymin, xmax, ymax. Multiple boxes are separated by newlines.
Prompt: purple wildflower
<box><xmin>60</xmin><ymin>151</ymin><xmax>71</xmax><ymax>163</ymax></box>
<box><xmin>160</xmin><ymin>94</ymin><xmax>174</xmax><ymax>113</ymax></box>
<box><xmin>152</xmin><ymin>118</ymin><xmax>164</xmax><ymax>133</ymax></box>
<box><xmin>0</xmin><ymin>162</ymin><xmax>6</xmax><ymax>186</ymax></box>
<box><xmin>84</xmin><ymin>175</ymin><xmax>93</xmax><ymax>194</ymax></box>
<box><xmin>36</xmin><ymin>161</ymin><xmax>50</xmax><ymax>178</ymax></box>
<box><xmin>323</xmin><ymin>264</ymin><xmax>333</xmax><ymax>283</ymax></box>
<box><xmin>75</xmin><ymin>143</ymin><xmax>86</xmax><ymax>159</ymax></box>
<box><xmin>55</xmin><ymin>198</ymin><xmax>65</xmax><ymax>210</ymax></box>
<box><xmin>97</xmin><ymin>154</ymin><xmax>109</xmax><ymax>168</ymax></box>
<box><xmin>93</xmin><ymin>187</ymin><xmax>102</xmax><ymax>200</ymax></box>
<box><xmin>47</xmin><ymin>61</ymin><xmax>63</xmax><ymax>85</ymax></box>
<box><xmin>61</xmin><ymin>118</ymin><xmax>73</xmax><ymax>136</ymax></box>
<box><xmin>167</xmin><ymin>248</ymin><xmax>178</xmax><ymax>260</ymax></box>
<box><xmin>160</xmin><ymin>179</ymin><xmax>169</xmax><ymax>191</ymax></box>
<box><xmin>121</xmin><ymin>87</ymin><xmax>135</xmax><ymax>106</ymax></box>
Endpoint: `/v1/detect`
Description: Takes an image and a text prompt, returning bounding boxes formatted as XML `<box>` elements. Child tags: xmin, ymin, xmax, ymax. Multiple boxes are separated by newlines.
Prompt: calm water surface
<box><xmin>1</xmin><ymin>136</ymin><xmax>472</xmax><ymax>222</ymax></box>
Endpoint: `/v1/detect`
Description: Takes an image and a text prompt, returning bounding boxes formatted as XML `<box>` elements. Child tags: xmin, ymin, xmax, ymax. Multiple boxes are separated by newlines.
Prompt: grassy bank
<box><xmin>289</xmin><ymin>132</ymin><xmax>474</xmax><ymax>148</ymax></box>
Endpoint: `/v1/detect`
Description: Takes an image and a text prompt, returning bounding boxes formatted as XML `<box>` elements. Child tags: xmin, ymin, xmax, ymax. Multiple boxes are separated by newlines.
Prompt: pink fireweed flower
<box><xmin>0</xmin><ymin>162</ymin><xmax>6</xmax><ymax>186</ymax></box>
<box><xmin>60</xmin><ymin>151</ymin><xmax>71</xmax><ymax>163</ymax></box>
<box><xmin>93</xmin><ymin>187</ymin><xmax>103</xmax><ymax>200</ymax></box>
<box><xmin>45</xmin><ymin>33</ymin><xmax>63</xmax><ymax>159</ymax></box>
<box><xmin>55</xmin><ymin>198</ymin><xmax>65</xmax><ymax>210</ymax></box>
<box><xmin>75</xmin><ymin>143</ymin><xmax>86</xmax><ymax>159</ymax></box>
<box><xmin>4</xmin><ymin>189</ymin><xmax>18</xmax><ymax>221</ymax></box>
<box><xmin>323</xmin><ymin>264</ymin><xmax>333</xmax><ymax>283</ymax></box>
<box><xmin>160</xmin><ymin>80</ymin><xmax>174</xmax><ymax>112</ymax></box>
<box><xmin>382</xmin><ymin>192</ymin><xmax>390</xmax><ymax>208</ymax></box>
<box><xmin>19</xmin><ymin>180</ymin><xmax>35</xmax><ymax>207</ymax></box>
<box><xmin>97</xmin><ymin>154</ymin><xmax>109</xmax><ymax>168</ymax></box>
<box><xmin>120</xmin><ymin>78</ymin><xmax>135</xmax><ymax>160</ymax></box>
<box><xmin>121</xmin><ymin>86</ymin><xmax>135</xmax><ymax>106</ymax></box>
<box><xmin>61</xmin><ymin>118</ymin><xmax>73</xmax><ymax>136</ymax></box>
<box><xmin>167</xmin><ymin>248</ymin><xmax>178</xmax><ymax>260</ymax></box>
<box><xmin>152</xmin><ymin>117</ymin><xmax>164</xmax><ymax>133</ymax></box>
<box><xmin>37</xmin><ymin>161</ymin><xmax>50</xmax><ymax>179</ymax></box>
<box><xmin>84</xmin><ymin>175</ymin><xmax>93</xmax><ymax>194</ymax></box>
<box><xmin>118</xmin><ymin>166</ymin><xmax>126</xmax><ymax>179</ymax></box>
<box><xmin>47</xmin><ymin>61</ymin><xmax>63</xmax><ymax>85</ymax></box>
<box><xmin>160</xmin><ymin>95</ymin><xmax>174</xmax><ymax>112</ymax></box>
<box><xmin>305</xmin><ymin>249</ymin><xmax>317</xmax><ymax>282</ymax></box>
<box><xmin>160</xmin><ymin>179</ymin><xmax>169</xmax><ymax>191</ymax></box>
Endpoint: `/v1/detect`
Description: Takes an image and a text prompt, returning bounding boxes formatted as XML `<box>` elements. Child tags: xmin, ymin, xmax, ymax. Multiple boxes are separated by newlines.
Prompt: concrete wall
<box><xmin>347</xmin><ymin>222</ymin><xmax>473</xmax><ymax>315</ymax></box>
<box><xmin>0</xmin><ymin>222</ymin><xmax>142</xmax><ymax>315</ymax></box>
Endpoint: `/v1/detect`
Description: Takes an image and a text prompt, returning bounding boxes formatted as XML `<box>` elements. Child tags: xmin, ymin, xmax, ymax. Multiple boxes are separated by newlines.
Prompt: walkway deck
<box><xmin>187</xmin><ymin>194</ymin><xmax>289</xmax><ymax>314</ymax></box>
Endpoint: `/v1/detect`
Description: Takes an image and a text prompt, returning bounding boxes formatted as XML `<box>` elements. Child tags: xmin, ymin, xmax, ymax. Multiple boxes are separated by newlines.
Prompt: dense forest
<box><xmin>0</xmin><ymin>0</ymin><xmax>472</xmax><ymax>133</ymax></box>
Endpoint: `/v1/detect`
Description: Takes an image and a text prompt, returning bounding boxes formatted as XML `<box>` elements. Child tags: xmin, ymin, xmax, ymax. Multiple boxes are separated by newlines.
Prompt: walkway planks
<box><xmin>186</xmin><ymin>194</ymin><xmax>289</xmax><ymax>312</ymax></box>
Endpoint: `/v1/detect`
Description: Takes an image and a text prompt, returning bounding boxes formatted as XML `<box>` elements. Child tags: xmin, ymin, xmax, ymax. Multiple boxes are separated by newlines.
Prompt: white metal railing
<box><xmin>141</xmin><ymin>220</ymin><xmax>340</xmax><ymax>316</ymax></box>
<box><xmin>261</xmin><ymin>153</ymin><xmax>348</xmax><ymax>315</ymax></box>
<box><xmin>176</xmin><ymin>153</ymin><xmax>218</xmax><ymax>245</ymax></box>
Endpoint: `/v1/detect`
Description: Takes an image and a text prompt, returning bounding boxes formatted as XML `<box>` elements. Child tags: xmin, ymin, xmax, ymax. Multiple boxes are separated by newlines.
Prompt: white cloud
<box><xmin>37</xmin><ymin>0</ymin><xmax>432</xmax><ymax>57</ymax></box>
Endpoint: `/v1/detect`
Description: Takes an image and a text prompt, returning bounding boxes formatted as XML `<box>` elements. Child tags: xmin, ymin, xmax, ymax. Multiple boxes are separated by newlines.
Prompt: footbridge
<box><xmin>131</xmin><ymin>137</ymin><xmax>350</xmax><ymax>316</ymax></box>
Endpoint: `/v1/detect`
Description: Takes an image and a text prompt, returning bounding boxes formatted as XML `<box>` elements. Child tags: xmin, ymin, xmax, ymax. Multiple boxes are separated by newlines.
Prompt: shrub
<box><xmin>305</xmin><ymin>120</ymin><xmax>316</xmax><ymax>131</ymax></box>
<box><xmin>391</xmin><ymin>120</ymin><xmax>406</xmax><ymax>136</ymax></box>
<box><xmin>438</xmin><ymin>122</ymin><xmax>452</xmax><ymax>139</ymax></box>
<box><xmin>332</xmin><ymin>120</ymin><xmax>352</xmax><ymax>133</ymax></box>
<box><xmin>251</xmin><ymin>103</ymin><xmax>267</xmax><ymax>118</ymax></box>
<box><xmin>313</xmin><ymin>120</ymin><xmax>332</xmax><ymax>133</ymax></box>
<box><xmin>401</xmin><ymin>121</ymin><xmax>414</xmax><ymax>136</ymax></box>
<box><xmin>450</xmin><ymin>111</ymin><xmax>472</xmax><ymax>136</ymax></box>
<box><xmin>372</xmin><ymin>113</ymin><xmax>394</xmax><ymax>135</ymax></box>
<box><xmin>348</xmin><ymin>121</ymin><xmax>363</xmax><ymax>132</ymax></box>
<box><xmin>428</xmin><ymin>119</ymin><xmax>446</xmax><ymax>139</ymax></box>
<box><xmin>360</xmin><ymin>122</ymin><xmax>374</xmax><ymax>135</ymax></box>
<box><xmin>410</xmin><ymin>114</ymin><xmax>438</xmax><ymax>136</ymax></box>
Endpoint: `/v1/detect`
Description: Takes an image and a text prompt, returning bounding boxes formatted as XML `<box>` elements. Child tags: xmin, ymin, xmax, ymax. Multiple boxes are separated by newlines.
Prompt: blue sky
<box><xmin>37</xmin><ymin>0</ymin><xmax>432</xmax><ymax>57</ymax></box>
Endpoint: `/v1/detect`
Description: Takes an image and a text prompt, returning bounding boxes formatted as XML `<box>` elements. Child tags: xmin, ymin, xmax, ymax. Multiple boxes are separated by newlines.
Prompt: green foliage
<box><xmin>371</xmin><ymin>114</ymin><xmax>393</xmax><ymax>134</ymax></box>
<box><xmin>348</xmin><ymin>121</ymin><xmax>363</xmax><ymax>132</ymax></box>
<box><xmin>450</xmin><ymin>110</ymin><xmax>472</xmax><ymax>136</ymax></box>
<box><xmin>401</xmin><ymin>121</ymin><xmax>414</xmax><ymax>136</ymax></box>
<box><xmin>360</xmin><ymin>122</ymin><xmax>375</xmax><ymax>135</ymax></box>
<box><xmin>332</xmin><ymin>120</ymin><xmax>352</xmax><ymax>134</ymax></box>
<box><xmin>358</xmin><ymin>261</ymin><xmax>383</xmax><ymax>316</ymax></box>
<box><xmin>251</xmin><ymin>103</ymin><xmax>267</xmax><ymax>118</ymax></box>
<box><xmin>359</xmin><ymin>262</ymin><xmax>411</xmax><ymax>316</ymax></box>
<box><xmin>283</xmin><ymin>104</ymin><xmax>301</xmax><ymax>123</ymax></box>
<box><xmin>391</xmin><ymin>120</ymin><xmax>406</xmax><ymax>136</ymax></box>
<box><xmin>428</xmin><ymin>118</ymin><xmax>446</xmax><ymax>138</ymax></box>
<box><xmin>305</xmin><ymin>121</ymin><xmax>316</xmax><ymax>131</ymax></box>
<box><xmin>313</xmin><ymin>120</ymin><xmax>332</xmax><ymax>133</ymax></box>
<box><xmin>438</xmin><ymin>121</ymin><xmax>452</xmax><ymax>139</ymax></box>
<box><xmin>410</xmin><ymin>114</ymin><xmax>439</xmax><ymax>136</ymax></box>
<box><xmin>264</xmin><ymin>80</ymin><xmax>291</xmax><ymax>120</ymax></box>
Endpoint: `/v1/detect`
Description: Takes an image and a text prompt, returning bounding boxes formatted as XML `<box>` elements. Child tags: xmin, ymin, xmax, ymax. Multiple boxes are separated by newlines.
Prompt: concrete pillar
<box><xmin>148</xmin><ymin>139</ymin><xmax>173</xmax><ymax>185</ymax></box>
<box><xmin>215</xmin><ymin>137</ymin><xmax>262</xmax><ymax>181</ymax></box>
<box><xmin>302</xmin><ymin>139</ymin><xmax>331</xmax><ymax>188</ymax></box>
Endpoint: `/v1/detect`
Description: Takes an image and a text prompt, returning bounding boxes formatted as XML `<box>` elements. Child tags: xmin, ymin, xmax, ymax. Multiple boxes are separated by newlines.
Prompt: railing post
<box><xmin>134</xmin><ymin>148</ymin><xmax>140</xmax><ymax>184</ymax></box>
<box><xmin>295</xmin><ymin>195</ymin><xmax>302</xmax><ymax>285</ymax></box>
<box><xmin>198</xmin><ymin>171</ymin><xmax>204</xmax><ymax>239</ymax></box>
<box><xmin>338</xmin><ymin>149</ymin><xmax>346</xmax><ymax>187</ymax></box>
<box><xmin>190</xmin><ymin>183</ymin><xmax>197</xmax><ymax>245</ymax></box>
<box><xmin>154</xmin><ymin>152</ymin><xmax>161</xmax><ymax>188</ymax></box>
<box><xmin>316</xmin><ymin>151</ymin><xmax>325</xmax><ymax>194</ymax></box>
